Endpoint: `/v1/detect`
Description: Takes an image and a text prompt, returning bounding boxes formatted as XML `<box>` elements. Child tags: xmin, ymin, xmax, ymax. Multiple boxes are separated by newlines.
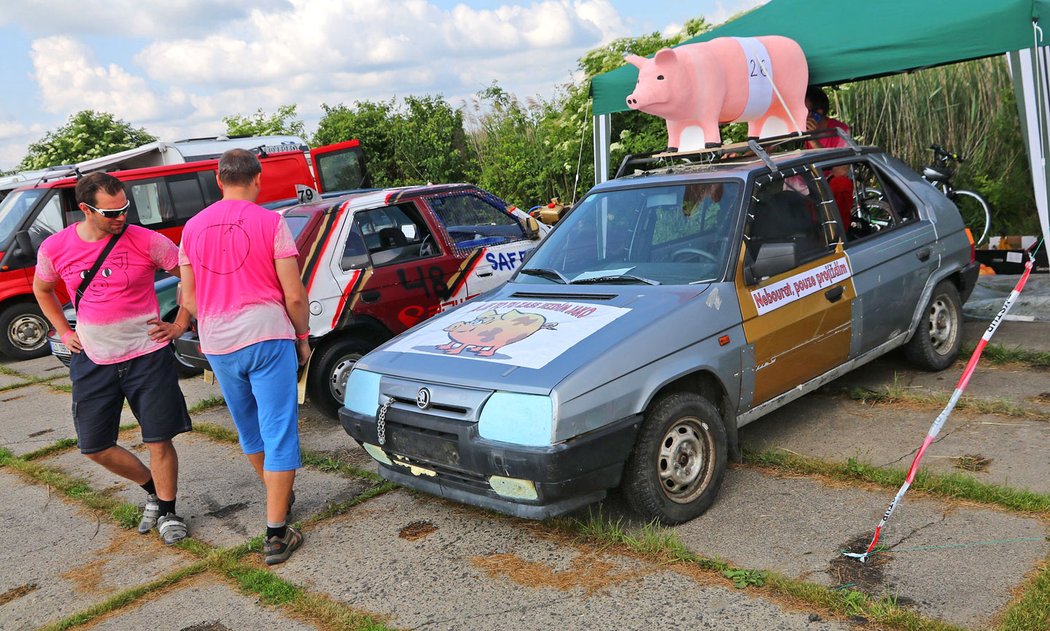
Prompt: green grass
<box><xmin>21</xmin><ymin>438</ymin><xmax>79</xmax><ymax>461</ymax></box>
<box><xmin>995</xmin><ymin>558</ymin><xmax>1050</xmax><ymax>631</ymax></box>
<box><xmin>39</xmin><ymin>561</ymin><xmax>209</xmax><ymax>631</ymax></box>
<box><xmin>5</xmin><ymin>457</ymin><xmax>145</xmax><ymax>528</ymax></box>
<box><xmin>188</xmin><ymin>395</ymin><xmax>226</xmax><ymax>415</ymax></box>
<box><xmin>842</xmin><ymin>383</ymin><xmax>1049</xmax><ymax>422</ymax></box>
<box><xmin>970</xmin><ymin>343</ymin><xmax>1050</xmax><ymax>369</ymax></box>
<box><xmin>744</xmin><ymin>448</ymin><xmax>1050</xmax><ymax>515</ymax></box>
<box><xmin>566</xmin><ymin>511</ymin><xmax>964</xmax><ymax>630</ymax></box>
<box><xmin>300</xmin><ymin>450</ymin><xmax>384</xmax><ymax>483</ymax></box>
<box><xmin>190</xmin><ymin>420</ymin><xmax>239</xmax><ymax>443</ymax></box>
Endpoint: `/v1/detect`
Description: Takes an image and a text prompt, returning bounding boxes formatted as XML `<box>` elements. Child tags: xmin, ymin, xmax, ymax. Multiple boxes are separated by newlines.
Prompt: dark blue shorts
<box><xmin>69</xmin><ymin>346</ymin><xmax>192</xmax><ymax>454</ymax></box>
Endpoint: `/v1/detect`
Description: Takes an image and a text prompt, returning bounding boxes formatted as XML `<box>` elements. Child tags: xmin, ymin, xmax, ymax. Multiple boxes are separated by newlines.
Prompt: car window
<box><xmin>353</xmin><ymin>203</ymin><xmax>436</xmax><ymax>267</ymax></box>
<box><xmin>522</xmin><ymin>181</ymin><xmax>740</xmax><ymax>285</ymax></box>
<box><xmin>818</xmin><ymin>160</ymin><xmax>919</xmax><ymax>242</ymax></box>
<box><xmin>168</xmin><ymin>175</ymin><xmax>207</xmax><ymax>221</ymax></box>
<box><xmin>745</xmin><ymin>167</ymin><xmax>838</xmax><ymax>265</ymax></box>
<box><xmin>428</xmin><ymin>192</ymin><xmax>525</xmax><ymax>251</ymax></box>
<box><xmin>127</xmin><ymin>179</ymin><xmax>171</xmax><ymax>226</ymax></box>
<box><xmin>27</xmin><ymin>193</ymin><xmax>63</xmax><ymax>249</ymax></box>
<box><xmin>316</xmin><ymin>149</ymin><xmax>366</xmax><ymax>192</ymax></box>
<box><xmin>340</xmin><ymin>221</ymin><xmax>370</xmax><ymax>271</ymax></box>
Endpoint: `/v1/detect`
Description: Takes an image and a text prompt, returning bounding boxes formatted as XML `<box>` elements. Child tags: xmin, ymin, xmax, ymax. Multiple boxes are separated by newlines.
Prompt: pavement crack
<box><xmin>888</xmin><ymin>516</ymin><xmax>941</xmax><ymax>551</ymax></box>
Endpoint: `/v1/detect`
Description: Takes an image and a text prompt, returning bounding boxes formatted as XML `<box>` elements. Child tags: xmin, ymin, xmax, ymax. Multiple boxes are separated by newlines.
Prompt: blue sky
<box><xmin>0</xmin><ymin>0</ymin><xmax>763</xmax><ymax>170</ymax></box>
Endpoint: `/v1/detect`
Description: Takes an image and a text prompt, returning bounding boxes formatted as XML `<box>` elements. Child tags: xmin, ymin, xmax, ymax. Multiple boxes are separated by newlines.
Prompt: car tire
<box><xmin>904</xmin><ymin>280</ymin><xmax>962</xmax><ymax>371</ymax></box>
<box><xmin>161</xmin><ymin>312</ymin><xmax>203</xmax><ymax>378</ymax></box>
<box><xmin>0</xmin><ymin>302</ymin><xmax>51</xmax><ymax>361</ymax></box>
<box><xmin>308</xmin><ymin>336</ymin><xmax>379</xmax><ymax>420</ymax></box>
<box><xmin>621</xmin><ymin>392</ymin><xmax>727</xmax><ymax>525</ymax></box>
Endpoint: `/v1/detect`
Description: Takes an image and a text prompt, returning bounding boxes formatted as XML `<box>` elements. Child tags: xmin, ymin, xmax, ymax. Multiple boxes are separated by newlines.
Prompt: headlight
<box><xmin>477</xmin><ymin>392</ymin><xmax>554</xmax><ymax>447</ymax></box>
<box><xmin>344</xmin><ymin>369</ymin><xmax>381</xmax><ymax>414</ymax></box>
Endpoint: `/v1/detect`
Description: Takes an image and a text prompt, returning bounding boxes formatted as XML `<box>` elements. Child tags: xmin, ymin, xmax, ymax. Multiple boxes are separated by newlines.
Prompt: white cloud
<box><xmin>0</xmin><ymin>0</ymin><xmax>290</xmax><ymax>38</ymax></box>
<box><xmin>31</xmin><ymin>36</ymin><xmax>191</xmax><ymax>122</ymax></box>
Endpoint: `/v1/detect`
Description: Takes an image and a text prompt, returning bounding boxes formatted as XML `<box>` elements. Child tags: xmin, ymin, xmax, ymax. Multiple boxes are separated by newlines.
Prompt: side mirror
<box><xmin>524</xmin><ymin>216</ymin><xmax>541</xmax><ymax>240</ymax></box>
<box><xmin>745</xmin><ymin>240</ymin><xmax>798</xmax><ymax>285</ymax></box>
<box><xmin>15</xmin><ymin>230</ymin><xmax>33</xmax><ymax>257</ymax></box>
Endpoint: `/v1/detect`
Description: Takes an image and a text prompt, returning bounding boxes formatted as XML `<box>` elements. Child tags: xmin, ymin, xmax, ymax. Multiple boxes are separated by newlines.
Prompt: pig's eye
<box><xmin>657</xmin><ymin>75</ymin><xmax>664</xmax><ymax>80</ymax></box>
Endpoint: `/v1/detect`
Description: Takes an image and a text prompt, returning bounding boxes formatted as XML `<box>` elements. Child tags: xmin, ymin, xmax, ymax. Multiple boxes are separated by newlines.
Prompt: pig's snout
<box><xmin>626</xmin><ymin>94</ymin><xmax>639</xmax><ymax>108</ymax></box>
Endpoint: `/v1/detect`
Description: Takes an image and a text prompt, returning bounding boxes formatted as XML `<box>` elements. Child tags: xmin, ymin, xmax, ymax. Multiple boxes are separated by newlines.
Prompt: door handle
<box><xmin>477</xmin><ymin>271</ymin><xmax>494</xmax><ymax>278</ymax></box>
<box><xmin>361</xmin><ymin>290</ymin><xmax>380</xmax><ymax>303</ymax></box>
<box><xmin>825</xmin><ymin>286</ymin><xmax>844</xmax><ymax>302</ymax></box>
<box><xmin>916</xmin><ymin>247</ymin><xmax>932</xmax><ymax>261</ymax></box>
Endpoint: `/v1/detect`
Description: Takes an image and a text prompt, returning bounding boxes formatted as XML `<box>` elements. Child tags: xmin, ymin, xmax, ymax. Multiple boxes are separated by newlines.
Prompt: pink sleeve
<box><xmin>149</xmin><ymin>232</ymin><xmax>179</xmax><ymax>271</ymax></box>
<box><xmin>273</xmin><ymin>218</ymin><xmax>298</xmax><ymax>259</ymax></box>
<box><xmin>35</xmin><ymin>244</ymin><xmax>59</xmax><ymax>282</ymax></box>
<box><xmin>178</xmin><ymin>244</ymin><xmax>190</xmax><ymax>267</ymax></box>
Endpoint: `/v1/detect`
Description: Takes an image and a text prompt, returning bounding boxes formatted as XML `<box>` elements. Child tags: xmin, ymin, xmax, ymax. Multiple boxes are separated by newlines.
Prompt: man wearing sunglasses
<box><xmin>32</xmin><ymin>172</ymin><xmax>193</xmax><ymax>545</ymax></box>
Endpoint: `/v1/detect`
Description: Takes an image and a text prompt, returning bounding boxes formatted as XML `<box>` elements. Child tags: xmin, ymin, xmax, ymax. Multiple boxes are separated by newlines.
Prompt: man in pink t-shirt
<box><xmin>33</xmin><ymin>172</ymin><xmax>192</xmax><ymax>545</ymax></box>
<box><xmin>179</xmin><ymin>148</ymin><xmax>310</xmax><ymax>565</ymax></box>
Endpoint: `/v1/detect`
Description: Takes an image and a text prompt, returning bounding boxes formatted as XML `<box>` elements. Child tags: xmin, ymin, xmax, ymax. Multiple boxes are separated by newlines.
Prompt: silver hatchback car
<box><xmin>339</xmin><ymin>133</ymin><xmax>979</xmax><ymax>524</ymax></box>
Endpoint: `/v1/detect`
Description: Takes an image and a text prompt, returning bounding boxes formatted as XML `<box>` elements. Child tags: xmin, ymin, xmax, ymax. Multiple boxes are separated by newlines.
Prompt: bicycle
<box><xmin>921</xmin><ymin>144</ymin><xmax>991</xmax><ymax>246</ymax></box>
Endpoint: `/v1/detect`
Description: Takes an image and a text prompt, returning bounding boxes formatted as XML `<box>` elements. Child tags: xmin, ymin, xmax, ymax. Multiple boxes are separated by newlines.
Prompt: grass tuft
<box><xmin>22</xmin><ymin>438</ymin><xmax>79</xmax><ymax>461</ymax></box>
<box><xmin>745</xmin><ymin>448</ymin><xmax>1050</xmax><ymax>515</ymax></box>
<box><xmin>188</xmin><ymin>395</ymin><xmax>226</xmax><ymax>415</ymax></box>
<box><xmin>191</xmin><ymin>420</ymin><xmax>239</xmax><ymax>443</ymax></box>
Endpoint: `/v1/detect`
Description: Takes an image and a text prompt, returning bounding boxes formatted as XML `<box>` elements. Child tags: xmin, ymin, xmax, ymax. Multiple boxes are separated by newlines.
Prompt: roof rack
<box><xmin>612</xmin><ymin>128</ymin><xmax>862</xmax><ymax>179</ymax></box>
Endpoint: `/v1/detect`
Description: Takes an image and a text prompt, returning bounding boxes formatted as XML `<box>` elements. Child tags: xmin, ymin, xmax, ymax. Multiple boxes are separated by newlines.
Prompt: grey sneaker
<box><xmin>157</xmin><ymin>514</ymin><xmax>189</xmax><ymax>545</ymax></box>
<box><xmin>138</xmin><ymin>494</ymin><xmax>160</xmax><ymax>534</ymax></box>
<box><xmin>264</xmin><ymin>526</ymin><xmax>303</xmax><ymax>565</ymax></box>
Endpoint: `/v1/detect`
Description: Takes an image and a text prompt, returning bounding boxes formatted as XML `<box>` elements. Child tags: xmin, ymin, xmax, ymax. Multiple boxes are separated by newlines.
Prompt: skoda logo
<box><xmin>416</xmin><ymin>387</ymin><xmax>432</xmax><ymax>410</ymax></box>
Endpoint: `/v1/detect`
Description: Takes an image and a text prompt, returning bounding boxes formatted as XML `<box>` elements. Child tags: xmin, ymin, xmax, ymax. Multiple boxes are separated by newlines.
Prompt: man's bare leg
<box><xmin>85</xmin><ymin>445</ymin><xmax>151</xmax><ymax>485</ymax></box>
<box><xmin>263</xmin><ymin>469</ymin><xmax>296</xmax><ymax>524</ymax></box>
<box><xmin>145</xmin><ymin>440</ymin><xmax>178</xmax><ymax>502</ymax></box>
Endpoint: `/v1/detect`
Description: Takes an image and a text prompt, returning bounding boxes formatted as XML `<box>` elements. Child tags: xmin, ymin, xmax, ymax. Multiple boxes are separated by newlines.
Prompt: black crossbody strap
<box><xmin>74</xmin><ymin>230</ymin><xmax>124</xmax><ymax>312</ymax></box>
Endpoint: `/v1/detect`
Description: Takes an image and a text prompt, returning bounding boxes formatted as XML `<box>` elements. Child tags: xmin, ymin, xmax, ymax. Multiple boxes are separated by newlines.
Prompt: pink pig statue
<box><xmin>625</xmin><ymin>36</ymin><xmax>809</xmax><ymax>152</ymax></box>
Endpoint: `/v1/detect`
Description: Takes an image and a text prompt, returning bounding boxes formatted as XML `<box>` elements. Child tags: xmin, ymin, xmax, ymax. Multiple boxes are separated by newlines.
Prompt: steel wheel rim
<box><xmin>328</xmin><ymin>353</ymin><xmax>362</xmax><ymax>403</ymax></box>
<box><xmin>9</xmin><ymin>313</ymin><xmax>47</xmax><ymax>352</ymax></box>
<box><xmin>657</xmin><ymin>417</ymin><xmax>714</xmax><ymax>504</ymax></box>
<box><xmin>927</xmin><ymin>295</ymin><xmax>958</xmax><ymax>354</ymax></box>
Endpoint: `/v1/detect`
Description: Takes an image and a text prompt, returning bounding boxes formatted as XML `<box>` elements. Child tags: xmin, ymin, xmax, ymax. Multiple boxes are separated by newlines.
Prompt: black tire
<box><xmin>0</xmin><ymin>302</ymin><xmax>51</xmax><ymax>361</ymax></box>
<box><xmin>307</xmin><ymin>336</ymin><xmax>379</xmax><ymax>420</ymax></box>
<box><xmin>904</xmin><ymin>280</ymin><xmax>962</xmax><ymax>371</ymax></box>
<box><xmin>621</xmin><ymin>392</ymin><xmax>727</xmax><ymax>525</ymax></box>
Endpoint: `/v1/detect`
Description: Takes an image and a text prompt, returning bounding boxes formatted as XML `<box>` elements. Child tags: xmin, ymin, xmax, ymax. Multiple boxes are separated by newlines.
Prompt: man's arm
<box><xmin>275</xmin><ymin>256</ymin><xmax>310</xmax><ymax>365</ymax></box>
<box><xmin>147</xmin><ymin>265</ymin><xmax>193</xmax><ymax>343</ymax></box>
<box><xmin>32</xmin><ymin>276</ymin><xmax>82</xmax><ymax>353</ymax></box>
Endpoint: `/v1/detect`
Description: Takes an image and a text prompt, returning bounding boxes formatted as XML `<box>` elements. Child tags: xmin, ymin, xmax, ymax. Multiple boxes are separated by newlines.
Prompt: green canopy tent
<box><xmin>588</xmin><ymin>0</ymin><xmax>1050</xmax><ymax>256</ymax></box>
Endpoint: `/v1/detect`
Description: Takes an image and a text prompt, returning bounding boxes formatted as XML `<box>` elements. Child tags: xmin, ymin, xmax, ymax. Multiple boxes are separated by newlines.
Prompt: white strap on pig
<box><xmin>732</xmin><ymin>37</ymin><xmax>774</xmax><ymax>121</ymax></box>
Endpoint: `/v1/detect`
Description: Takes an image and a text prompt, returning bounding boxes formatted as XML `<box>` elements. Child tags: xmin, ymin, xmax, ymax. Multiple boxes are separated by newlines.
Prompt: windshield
<box><xmin>520</xmin><ymin>181</ymin><xmax>741</xmax><ymax>285</ymax></box>
<box><xmin>0</xmin><ymin>188</ymin><xmax>46</xmax><ymax>245</ymax></box>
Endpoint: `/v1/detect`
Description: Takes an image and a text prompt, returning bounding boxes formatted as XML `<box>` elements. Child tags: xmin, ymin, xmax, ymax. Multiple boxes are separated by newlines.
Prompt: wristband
<box><xmin>61</xmin><ymin>330</ymin><xmax>76</xmax><ymax>346</ymax></box>
<box><xmin>295</xmin><ymin>330</ymin><xmax>310</xmax><ymax>340</ymax></box>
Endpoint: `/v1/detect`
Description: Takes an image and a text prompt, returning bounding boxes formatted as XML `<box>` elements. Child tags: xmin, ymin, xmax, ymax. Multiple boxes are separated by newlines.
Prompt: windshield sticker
<box><xmin>750</xmin><ymin>257</ymin><xmax>852</xmax><ymax>316</ymax></box>
<box><xmin>383</xmin><ymin>299</ymin><xmax>631</xmax><ymax>369</ymax></box>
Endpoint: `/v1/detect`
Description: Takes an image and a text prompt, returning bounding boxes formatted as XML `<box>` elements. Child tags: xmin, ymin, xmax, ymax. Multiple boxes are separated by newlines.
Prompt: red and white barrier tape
<box><xmin>844</xmin><ymin>259</ymin><xmax>1036</xmax><ymax>563</ymax></box>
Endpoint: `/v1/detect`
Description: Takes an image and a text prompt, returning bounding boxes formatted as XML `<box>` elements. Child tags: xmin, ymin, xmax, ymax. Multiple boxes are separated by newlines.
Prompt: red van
<box><xmin>0</xmin><ymin>139</ymin><xmax>367</xmax><ymax>359</ymax></box>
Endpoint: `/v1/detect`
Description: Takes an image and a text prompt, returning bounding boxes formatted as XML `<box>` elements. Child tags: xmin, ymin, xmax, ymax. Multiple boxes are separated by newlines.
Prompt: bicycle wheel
<box><xmin>950</xmin><ymin>189</ymin><xmax>990</xmax><ymax>246</ymax></box>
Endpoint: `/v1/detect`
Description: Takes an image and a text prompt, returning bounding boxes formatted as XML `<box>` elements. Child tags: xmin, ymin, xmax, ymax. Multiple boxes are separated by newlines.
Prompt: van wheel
<box><xmin>308</xmin><ymin>336</ymin><xmax>378</xmax><ymax>420</ymax></box>
<box><xmin>621</xmin><ymin>392</ymin><xmax>727</xmax><ymax>525</ymax></box>
<box><xmin>905</xmin><ymin>280</ymin><xmax>962</xmax><ymax>371</ymax></box>
<box><xmin>0</xmin><ymin>302</ymin><xmax>50</xmax><ymax>361</ymax></box>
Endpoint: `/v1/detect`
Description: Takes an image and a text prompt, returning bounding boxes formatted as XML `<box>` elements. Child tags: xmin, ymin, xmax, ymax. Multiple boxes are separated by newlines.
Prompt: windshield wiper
<box><xmin>570</xmin><ymin>274</ymin><xmax>660</xmax><ymax>286</ymax></box>
<box><xmin>519</xmin><ymin>267</ymin><xmax>569</xmax><ymax>284</ymax></box>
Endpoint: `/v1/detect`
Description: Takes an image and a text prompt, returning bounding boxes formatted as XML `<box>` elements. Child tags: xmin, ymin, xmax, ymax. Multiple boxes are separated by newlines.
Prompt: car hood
<box><xmin>356</xmin><ymin>281</ymin><xmax>723</xmax><ymax>395</ymax></box>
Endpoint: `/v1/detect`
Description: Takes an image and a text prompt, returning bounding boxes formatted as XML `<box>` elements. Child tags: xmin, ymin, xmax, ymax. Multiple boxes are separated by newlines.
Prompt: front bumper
<box><xmin>171</xmin><ymin>332</ymin><xmax>211</xmax><ymax>371</ymax></box>
<box><xmin>340</xmin><ymin>404</ymin><xmax>642</xmax><ymax>520</ymax></box>
<box><xmin>46</xmin><ymin>330</ymin><xmax>71</xmax><ymax>367</ymax></box>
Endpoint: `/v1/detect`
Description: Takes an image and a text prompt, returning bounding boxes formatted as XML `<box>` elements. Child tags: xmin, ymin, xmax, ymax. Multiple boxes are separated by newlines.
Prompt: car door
<box><xmin>815</xmin><ymin>155</ymin><xmax>938</xmax><ymax>354</ymax></box>
<box><xmin>734</xmin><ymin>167</ymin><xmax>856</xmax><ymax>407</ymax></box>
<box><xmin>327</xmin><ymin>200</ymin><xmax>463</xmax><ymax>334</ymax></box>
<box><xmin>423</xmin><ymin>189</ymin><xmax>534</xmax><ymax>299</ymax></box>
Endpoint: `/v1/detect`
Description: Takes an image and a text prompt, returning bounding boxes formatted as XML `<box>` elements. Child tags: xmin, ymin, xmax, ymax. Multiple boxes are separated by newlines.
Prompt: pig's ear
<box><xmin>624</xmin><ymin>54</ymin><xmax>646</xmax><ymax>68</ymax></box>
<box><xmin>654</xmin><ymin>48</ymin><xmax>678</xmax><ymax>66</ymax></box>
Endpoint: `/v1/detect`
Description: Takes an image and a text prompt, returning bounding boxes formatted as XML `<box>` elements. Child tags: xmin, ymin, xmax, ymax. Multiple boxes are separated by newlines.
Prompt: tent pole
<box><xmin>593</xmin><ymin>112</ymin><xmax>612</xmax><ymax>185</ymax></box>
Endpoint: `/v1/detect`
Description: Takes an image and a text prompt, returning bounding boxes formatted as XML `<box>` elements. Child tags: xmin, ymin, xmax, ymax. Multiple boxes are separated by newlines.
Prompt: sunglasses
<box><xmin>83</xmin><ymin>200</ymin><xmax>131</xmax><ymax>219</ymax></box>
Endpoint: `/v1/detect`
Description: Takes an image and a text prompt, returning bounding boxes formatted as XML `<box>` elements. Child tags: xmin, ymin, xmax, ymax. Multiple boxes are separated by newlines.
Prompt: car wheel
<box><xmin>161</xmin><ymin>312</ymin><xmax>203</xmax><ymax>378</ymax></box>
<box><xmin>0</xmin><ymin>302</ymin><xmax>51</xmax><ymax>361</ymax></box>
<box><xmin>621</xmin><ymin>392</ymin><xmax>727</xmax><ymax>525</ymax></box>
<box><xmin>904</xmin><ymin>280</ymin><xmax>962</xmax><ymax>371</ymax></box>
<box><xmin>307</xmin><ymin>336</ymin><xmax>379</xmax><ymax>420</ymax></box>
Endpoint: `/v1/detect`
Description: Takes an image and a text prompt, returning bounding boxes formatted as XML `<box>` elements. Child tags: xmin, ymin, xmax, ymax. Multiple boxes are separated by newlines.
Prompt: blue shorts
<box><xmin>206</xmin><ymin>339</ymin><xmax>301</xmax><ymax>471</ymax></box>
<box><xmin>70</xmin><ymin>346</ymin><xmax>192</xmax><ymax>454</ymax></box>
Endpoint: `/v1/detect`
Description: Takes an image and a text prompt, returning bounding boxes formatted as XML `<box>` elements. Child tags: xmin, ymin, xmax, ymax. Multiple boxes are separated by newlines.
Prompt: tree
<box><xmin>314</xmin><ymin>100</ymin><xmax>400</xmax><ymax>187</ymax></box>
<box><xmin>18</xmin><ymin>110</ymin><xmax>156</xmax><ymax>170</ymax></box>
<box><xmin>223</xmin><ymin>104</ymin><xmax>305</xmax><ymax>137</ymax></box>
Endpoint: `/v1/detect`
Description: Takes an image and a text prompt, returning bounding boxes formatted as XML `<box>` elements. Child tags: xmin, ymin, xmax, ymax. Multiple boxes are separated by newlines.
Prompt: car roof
<box><xmin>280</xmin><ymin>183</ymin><xmax>484</xmax><ymax>216</ymax></box>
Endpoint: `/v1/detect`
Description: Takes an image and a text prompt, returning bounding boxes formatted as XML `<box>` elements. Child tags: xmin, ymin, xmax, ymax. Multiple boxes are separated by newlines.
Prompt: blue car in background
<box><xmin>47</xmin><ymin>275</ymin><xmax>202</xmax><ymax>377</ymax></box>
